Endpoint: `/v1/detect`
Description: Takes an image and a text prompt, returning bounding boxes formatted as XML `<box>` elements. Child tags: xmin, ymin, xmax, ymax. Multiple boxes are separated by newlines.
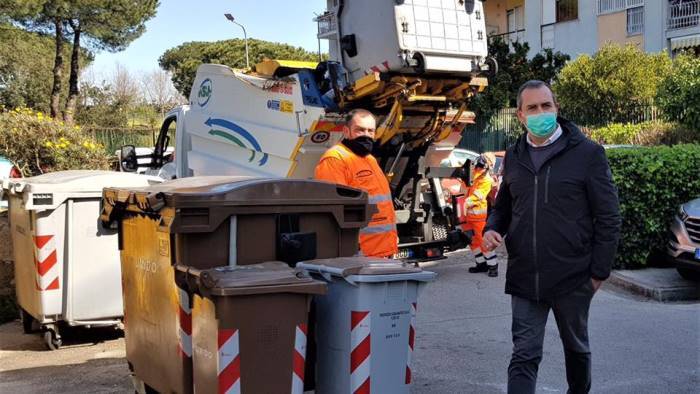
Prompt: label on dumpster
<box><xmin>194</xmin><ymin>345</ymin><xmax>214</xmax><ymax>360</ymax></box>
<box><xmin>379</xmin><ymin>309</ymin><xmax>410</xmax><ymax>340</ymax></box>
<box><xmin>158</xmin><ymin>235</ymin><xmax>169</xmax><ymax>257</ymax></box>
<box><xmin>136</xmin><ymin>258</ymin><xmax>158</xmax><ymax>274</ymax></box>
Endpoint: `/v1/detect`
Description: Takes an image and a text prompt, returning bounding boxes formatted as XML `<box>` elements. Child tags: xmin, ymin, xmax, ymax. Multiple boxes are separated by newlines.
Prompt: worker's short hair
<box><xmin>345</xmin><ymin>108</ymin><xmax>377</xmax><ymax>126</ymax></box>
<box><xmin>516</xmin><ymin>80</ymin><xmax>558</xmax><ymax>110</ymax></box>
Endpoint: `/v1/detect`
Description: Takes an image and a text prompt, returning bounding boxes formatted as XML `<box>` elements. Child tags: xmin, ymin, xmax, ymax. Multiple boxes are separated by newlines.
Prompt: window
<box><xmin>556</xmin><ymin>0</ymin><xmax>578</xmax><ymax>23</ymax></box>
<box><xmin>627</xmin><ymin>6</ymin><xmax>644</xmax><ymax>35</ymax></box>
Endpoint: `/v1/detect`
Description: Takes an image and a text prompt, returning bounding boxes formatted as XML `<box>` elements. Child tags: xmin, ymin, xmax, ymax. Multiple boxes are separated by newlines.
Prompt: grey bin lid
<box><xmin>297</xmin><ymin>257</ymin><xmax>429</xmax><ymax>278</ymax></box>
<box><xmin>181</xmin><ymin>261</ymin><xmax>327</xmax><ymax>297</ymax></box>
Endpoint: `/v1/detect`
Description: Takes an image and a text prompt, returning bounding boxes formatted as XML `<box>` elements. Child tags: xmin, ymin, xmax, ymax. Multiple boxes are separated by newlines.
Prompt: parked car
<box><xmin>0</xmin><ymin>155</ymin><xmax>21</xmax><ymax>208</ymax></box>
<box><xmin>667</xmin><ymin>198</ymin><xmax>700</xmax><ymax>281</ymax></box>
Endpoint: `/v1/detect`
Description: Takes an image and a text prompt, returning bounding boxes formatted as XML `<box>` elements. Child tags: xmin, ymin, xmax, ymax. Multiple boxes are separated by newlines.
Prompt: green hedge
<box><xmin>607</xmin><ymin>144</ymin><xmax>700</xmax><ymax>269</ymax></box>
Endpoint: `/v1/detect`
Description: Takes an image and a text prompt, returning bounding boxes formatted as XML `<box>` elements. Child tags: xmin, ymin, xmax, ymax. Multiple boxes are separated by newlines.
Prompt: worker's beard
<box><xmin>342</xmin><ymin>136</ymin><xmax>374</xmax><ymax>157</ymax></box>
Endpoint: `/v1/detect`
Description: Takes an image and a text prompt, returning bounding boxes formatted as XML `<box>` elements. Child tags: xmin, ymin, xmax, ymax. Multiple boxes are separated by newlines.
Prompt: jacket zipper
<box><xmin>544</xmin><ymin>166</ymin><xmax>551</xmax><ymax>204</ymax></box>
<box><xmin>533</xmin><ymin>175</ymin><xmax>539</xmax><ymax>302</ymax></box>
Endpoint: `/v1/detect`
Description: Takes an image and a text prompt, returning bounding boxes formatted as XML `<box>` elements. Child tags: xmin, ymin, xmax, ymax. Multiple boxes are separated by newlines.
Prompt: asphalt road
<box><xmin>0</xmin><ymin>250</ymin><xmax>698</xmax><ymax>393</ymax></box>
<box><xmin>412</xmin><ymin>251</ymin><xmax>700</xmax><ymax>394</ymax></box>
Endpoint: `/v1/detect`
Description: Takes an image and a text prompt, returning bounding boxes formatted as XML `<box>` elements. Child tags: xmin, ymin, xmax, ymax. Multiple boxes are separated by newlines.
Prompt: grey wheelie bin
<box><xmin>296</xmin><ymin>257</ymin><xmax>437</xmax><ymax>394</ymax></box>
<box><xmin>176</xmin><ymin>262</ymin><xmax>326</xmax><ymax>394</ymax></box>
<box><xmin>1</xmin><ymin>170</ymin><xmax>160</xmax><ymax>350</ymax></box>
<box><xmin>100</xmin><ymin>176</ymin><xmax>371</xmax><ymax>394</ymax></box>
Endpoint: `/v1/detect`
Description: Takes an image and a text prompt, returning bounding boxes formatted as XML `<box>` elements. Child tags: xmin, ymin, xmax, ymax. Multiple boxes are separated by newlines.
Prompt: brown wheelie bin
<box><xmin>100</xmin><ymin>176</ymin><xmax>370</xmax><ymax>393</ymax></box>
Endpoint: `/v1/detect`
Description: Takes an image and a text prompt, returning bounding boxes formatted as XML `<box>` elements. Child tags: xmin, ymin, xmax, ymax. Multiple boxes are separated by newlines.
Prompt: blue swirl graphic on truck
<box><xmin>205</xmin><ymin>117</ymin><xmax>269</xmax><ymax>166</ymax></box>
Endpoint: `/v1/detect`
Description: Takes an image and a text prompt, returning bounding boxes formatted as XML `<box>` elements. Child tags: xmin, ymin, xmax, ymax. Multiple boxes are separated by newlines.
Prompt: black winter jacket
<box><xmin>486</xmin><ymin>118</ymin><xmax>621</xmax><ymax>300</ymax></box>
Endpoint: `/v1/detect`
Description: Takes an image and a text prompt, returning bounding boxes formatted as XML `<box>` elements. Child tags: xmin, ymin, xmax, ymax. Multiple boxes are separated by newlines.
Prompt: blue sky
<box><xmin>88</xmin><ymin>0</ymin><xmax>327</xmax><ymax>75</ymax></box>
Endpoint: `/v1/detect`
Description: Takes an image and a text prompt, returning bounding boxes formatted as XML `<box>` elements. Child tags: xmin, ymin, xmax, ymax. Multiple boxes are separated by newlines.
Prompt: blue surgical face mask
<box><xmin>526</xmin><ymin>112</ymin><xmax>557</xmax><ymax>138</ymax></box>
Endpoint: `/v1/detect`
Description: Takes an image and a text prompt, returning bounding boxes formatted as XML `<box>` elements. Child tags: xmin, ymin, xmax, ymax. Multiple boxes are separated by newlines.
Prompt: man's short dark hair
<box><xmin>516</xmin><ymin>80</ymin><xmax>558</xmax><ymax>110</ymax></box>
<box><xmin>345</xmin><ymin>108</ymin><xmax>376</xmax><ymax>126</ymax></box>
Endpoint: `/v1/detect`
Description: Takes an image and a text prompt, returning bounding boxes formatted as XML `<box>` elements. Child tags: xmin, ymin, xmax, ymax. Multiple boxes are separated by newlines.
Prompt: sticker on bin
<box><xmin>34</xmin><ymin>234</ymin><xmax>60</xmax><ymax>291</ymax></box>
<box><xmin>406</xmin><ymin>302</ymin><xmax>417</xmax><ymax>385</ymax></box>
<box><xmin>351</xmin><ymin>311</ymin><xmax>371</xmax><ymax>394</ymax></box>
<box><xmin>218</xmin><ymin>328</ymin><xmax>241</xmax><ymax>394</ymax></box>
<box><xmin>177</xmin><ymin>287</ymin><xmax>192</xmax><ymax>359</ymax></box>
<box><xmin>292</xmin><ymin>323</ymin><xmax>307</xmax><ymax>394</ymax></box>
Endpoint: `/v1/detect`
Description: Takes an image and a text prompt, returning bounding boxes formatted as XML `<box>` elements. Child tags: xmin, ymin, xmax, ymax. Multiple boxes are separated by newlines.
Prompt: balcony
<box><xmin>488</xmin><ymin>29</ymin><xmax>526</xmax><ymax>45</ymax></box>
<box><xmin>668</xmin><ymin>0</ymin><xmax>700</xmax><ymax>30</ymax></box>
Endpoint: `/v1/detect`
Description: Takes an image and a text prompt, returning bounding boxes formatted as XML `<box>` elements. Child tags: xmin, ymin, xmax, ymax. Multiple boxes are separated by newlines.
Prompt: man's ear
<box><xmin>342</xmin><ymin>125</ymin><xmax>350</xmax><ymax>139</ymax></box>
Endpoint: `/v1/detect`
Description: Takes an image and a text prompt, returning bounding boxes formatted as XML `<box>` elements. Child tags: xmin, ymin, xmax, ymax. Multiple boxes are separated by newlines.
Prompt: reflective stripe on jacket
<box><xmin>314</xmin><ymin>143</ymin><xmax>399</xmax><ymax>257</ymax></box>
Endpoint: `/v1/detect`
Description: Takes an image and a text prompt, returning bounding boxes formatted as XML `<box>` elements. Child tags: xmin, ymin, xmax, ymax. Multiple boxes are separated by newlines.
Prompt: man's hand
<box><xmin>591</xmin><ymin>278</ymin><xmax>603</xmax><ymax>293</ymax></box>
<box><xmin>482</xmin><ymin>230</ymin><xmax>503</xmax><ymax>252</ymax></box>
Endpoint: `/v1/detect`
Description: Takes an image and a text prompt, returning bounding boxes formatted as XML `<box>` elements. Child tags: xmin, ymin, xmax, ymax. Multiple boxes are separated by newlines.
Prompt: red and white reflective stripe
<box><xmin>291</xmin><ymin>323</ymin><xmax>307</xmax><ymax>394</ymax></box>
<box><xmin>350</xmin><ymin>311</ymin><xmax>371</xmax><ymax>394</ymax></box>
<box><xmin>218</xmin><ymin>329</ymin><xmax>241</xmax><ymax>394</ymax></box>
<box><xmin>177</xmin><ymin>287</ymin><xmax>192</xmax><ymax>359</ymax></box>
<box><xmin>406</xmin><ymin>303</ymin><xmax>417</xmax><ymax>384</ymax></box>
<box><xmin>34</xmin><ymin>235</ymin><xmax>59</xmax><ymax>291</ymax></box>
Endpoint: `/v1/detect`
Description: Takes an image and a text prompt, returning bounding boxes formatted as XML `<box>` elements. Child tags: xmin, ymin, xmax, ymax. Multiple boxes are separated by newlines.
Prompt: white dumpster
<box><xmin>297</xmin><ymin>257</ymin><xmax>436</xmax><ymax>394</ymax></box>
<box><xmin>2</xmin><ymin>170</ymin><xmax>161</xmax><ymax>349</ymax></box>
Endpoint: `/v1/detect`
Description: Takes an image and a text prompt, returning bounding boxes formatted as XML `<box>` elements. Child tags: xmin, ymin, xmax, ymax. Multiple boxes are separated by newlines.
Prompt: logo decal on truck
<box><xmin>267</xmin><ymin>99</ymin><xmax>294</xmax><ymax>113</ymax></box>
<box><xmin>197</xmin><ymin>78</ymin><xmax>213</xmax><ymax>107</ymax></box>
<box><xmin>205</xmin><ymin>117</ymin><xmax>269</xmax><ymax>166</ymax></box>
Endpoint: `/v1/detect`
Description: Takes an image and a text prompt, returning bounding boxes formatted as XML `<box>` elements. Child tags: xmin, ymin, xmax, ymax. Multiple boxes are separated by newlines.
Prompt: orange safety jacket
<box><xmin>314</xmin><ymin>143</ymin><xmax>399</xmax><ymax>257</ymax></box>
<box><xmin>464</xmin><ymin>169</ymin><xmax>493</xmax><ymax>221</ymax></box>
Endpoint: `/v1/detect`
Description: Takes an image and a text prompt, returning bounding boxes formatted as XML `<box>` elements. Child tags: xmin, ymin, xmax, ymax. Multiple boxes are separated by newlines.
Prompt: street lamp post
<box><xmin>224</xmin><ymin>13</ymin><xmax>249</xmax><ymax>69</ymax></box>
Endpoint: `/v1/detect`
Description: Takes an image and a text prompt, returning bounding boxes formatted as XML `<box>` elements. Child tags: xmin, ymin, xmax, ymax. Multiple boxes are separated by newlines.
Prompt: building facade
<box><xmin>485</xmin><ymin>0</ymin><xmax>700</xmax><ymax>58</ymax></box>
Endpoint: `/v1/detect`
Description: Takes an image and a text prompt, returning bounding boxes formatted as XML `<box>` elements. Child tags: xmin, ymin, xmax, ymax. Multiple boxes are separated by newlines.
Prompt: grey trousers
<box><xmin>507</xmin><ymin>280</ymin><xmax>595</xmax><ymax>394</ymax></box>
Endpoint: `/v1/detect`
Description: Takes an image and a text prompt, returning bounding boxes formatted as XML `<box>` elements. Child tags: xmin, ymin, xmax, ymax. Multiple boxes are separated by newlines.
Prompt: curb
<box><xmin>608</xmin><ymin>270</ymin><xmax>700</xmax><ymax>302</ymax></box>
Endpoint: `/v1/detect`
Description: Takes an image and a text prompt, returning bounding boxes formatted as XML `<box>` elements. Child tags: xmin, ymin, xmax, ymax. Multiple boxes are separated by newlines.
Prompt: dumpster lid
<box><xmin>184</xmin><ymin>261</ymin><xmax>326</xmax><ymax>296</ymax></box>
<box><xmin>123</xmin><ymin>176</ymin><xmax>365</xmax><ymax>207</ymax></box>
<box><xmin>297</xmin><ymin>257</ymin><xmax>423</xmax><ymax>277</ymax></box>
<box><xmin>3</xmin><ymin>170</ymin><xmax>161</xmax><ymax>195</ymax></box>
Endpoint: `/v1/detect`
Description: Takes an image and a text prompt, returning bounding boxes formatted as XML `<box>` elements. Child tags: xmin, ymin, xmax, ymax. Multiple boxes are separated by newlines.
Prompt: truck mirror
<box><xmin>120</xmin><ymin>145</ymin><xmax>138</xmax><ymax>172</ymax></box>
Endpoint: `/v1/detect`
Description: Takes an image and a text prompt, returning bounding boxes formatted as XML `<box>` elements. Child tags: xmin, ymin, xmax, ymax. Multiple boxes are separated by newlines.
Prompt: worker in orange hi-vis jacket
<box><xmin>463</xmin><ymin>154</ymin><xmax>498</xmax><ymax>277</ymax></box>
<box><xmin>314</xmin><ymin>109</ymin><xmax>398</xmax><ymax>258</ymax></box>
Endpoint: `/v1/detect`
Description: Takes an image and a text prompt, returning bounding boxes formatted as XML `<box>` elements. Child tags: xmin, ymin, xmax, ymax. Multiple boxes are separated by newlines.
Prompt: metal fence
<box><xmin>85</xmin><ymin>127</ymin><xmax>156</xmax><ymax>155</ymax></box>
<box><xmin>460</xmin><ymin>108</ymin><xmax>521</xmax><ymax>153</ymax></box>
<box><xmin>668</xmin><ymin>0</ymin><xmax>700</xmax><ymax>30</ymax></box>
<box><xmin>460</xmin><ymin>104</ymin><xmax>662</xmax><ymax>153</ymax></box>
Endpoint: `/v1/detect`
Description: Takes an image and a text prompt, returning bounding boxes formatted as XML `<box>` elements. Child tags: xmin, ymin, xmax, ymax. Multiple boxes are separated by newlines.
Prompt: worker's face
<box><xmin>344</xmin><ymin>114</ymin><xmax>376</xmax><ymax>140</ymax></box>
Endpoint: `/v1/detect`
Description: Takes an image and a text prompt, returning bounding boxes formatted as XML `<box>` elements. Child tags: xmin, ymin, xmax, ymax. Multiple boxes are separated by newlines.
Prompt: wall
<box><xmin>484</xmin><ymin>0</ymin><xmax>509</xmax><ymax>35</ymax></box>
<box><xmin>598</xmin><ymin>10</ymin><xmax>644</xmax><ymax>49</ymax></box>
<box><xmin>643</xmin><ymin>0</ymin><xmax>666</xmax><ymax>53</ymax></box>
<box><xmin>525</xmin><ymin>0</ymin><xmax>600</xmax><ymax>59</ymax></box>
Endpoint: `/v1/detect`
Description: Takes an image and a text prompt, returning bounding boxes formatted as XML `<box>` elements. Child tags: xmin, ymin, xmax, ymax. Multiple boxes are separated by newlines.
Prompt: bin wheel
<box><xmin>20</xmin><ymin>309</ymin><xmax>36</xmax><ymax>334</ymax></box>
<box><xmin>43</xmin><ymin>329</ymin><xmax>62</xmax><ymax>350</ymax></box>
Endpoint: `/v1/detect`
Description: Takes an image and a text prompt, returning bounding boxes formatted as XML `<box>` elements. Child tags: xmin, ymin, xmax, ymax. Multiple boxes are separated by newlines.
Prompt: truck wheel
<box><xmin>43</xmin><ymin>328</ymin><xmax>62</xmax><ymax>350</ymax></box>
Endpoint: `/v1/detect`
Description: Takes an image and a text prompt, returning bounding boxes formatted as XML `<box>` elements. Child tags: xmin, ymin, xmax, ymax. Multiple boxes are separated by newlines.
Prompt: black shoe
<box><xmin>468</xmin><ymin>263</ymin><xmax>488</xmax><ymax>273</ymax></box>
<box><xmin>487</xmin><ymin>265</ymin><xmax>498</xmax><ymax>277</ymax></box>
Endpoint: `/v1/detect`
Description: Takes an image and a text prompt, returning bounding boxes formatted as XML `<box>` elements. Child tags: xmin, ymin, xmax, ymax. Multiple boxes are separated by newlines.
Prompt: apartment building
<box><xmin>484</xmin><ymin>0</ymin><xmax>700</xmax><ymax>57</ymax></box>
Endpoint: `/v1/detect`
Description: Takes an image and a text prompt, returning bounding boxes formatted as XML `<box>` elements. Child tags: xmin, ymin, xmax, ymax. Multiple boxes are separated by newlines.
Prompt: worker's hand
<box><xmin>482</xmin><ymin>230</ymin><xmax>503</xmax><ymax>252</ymax></box>
<box><xmin>591</xmin><ymin>278</ymin><xmax>603</xmax><ymax>293</ymax></box>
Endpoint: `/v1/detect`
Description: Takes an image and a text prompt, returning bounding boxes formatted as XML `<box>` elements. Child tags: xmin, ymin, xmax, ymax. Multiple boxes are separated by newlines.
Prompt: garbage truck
<box><xmin>120</xmin><ymin>0</ymin><xmax>492</xmax><ymax>261</ymax></box>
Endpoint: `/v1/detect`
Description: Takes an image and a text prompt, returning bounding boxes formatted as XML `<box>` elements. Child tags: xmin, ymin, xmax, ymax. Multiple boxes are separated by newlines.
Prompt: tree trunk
<box><xmin>63</xmin><ymin>21</ymin><xmax>80</xmax><ymax>124</ymax></box>
<box><xmin>50</xmin><ymin>18</ymin><xmax>63</xmax><ymax>119</ymax></box>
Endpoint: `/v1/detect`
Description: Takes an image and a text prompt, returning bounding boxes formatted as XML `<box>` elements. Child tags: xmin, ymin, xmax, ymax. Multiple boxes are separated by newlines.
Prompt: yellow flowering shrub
<box><xmin>0</xmin><ymin>107</ymin><xmax>110</xmax><ymax>176</ymax></box>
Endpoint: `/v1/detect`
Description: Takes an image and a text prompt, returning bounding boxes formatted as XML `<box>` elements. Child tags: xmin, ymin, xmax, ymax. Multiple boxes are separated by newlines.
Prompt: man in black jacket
<box><xmin>483</xmin><ymin>80</ymin><xmax>621</xmax><ymax>394</ymax></box>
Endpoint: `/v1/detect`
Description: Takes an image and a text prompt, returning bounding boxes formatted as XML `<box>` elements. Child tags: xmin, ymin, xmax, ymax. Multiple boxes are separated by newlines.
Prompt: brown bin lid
<box><xmin>100</xmin><ymin>176</ymin><xmax>372</xmax><ymax>232</ymax></box>
<box><xmin>106</xmin><ymin>176</ymin><xmax>367</xmax><ymax>209</ymax></box>
<box><xmin>184</xmin><ymin>261</ymin><xmax>327</xmax><ymax>297</ymax></box>
<box><xmin>297</xmin><ymin>257</ymin><xmax>423</xmax><ymax>277</ymax></box>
